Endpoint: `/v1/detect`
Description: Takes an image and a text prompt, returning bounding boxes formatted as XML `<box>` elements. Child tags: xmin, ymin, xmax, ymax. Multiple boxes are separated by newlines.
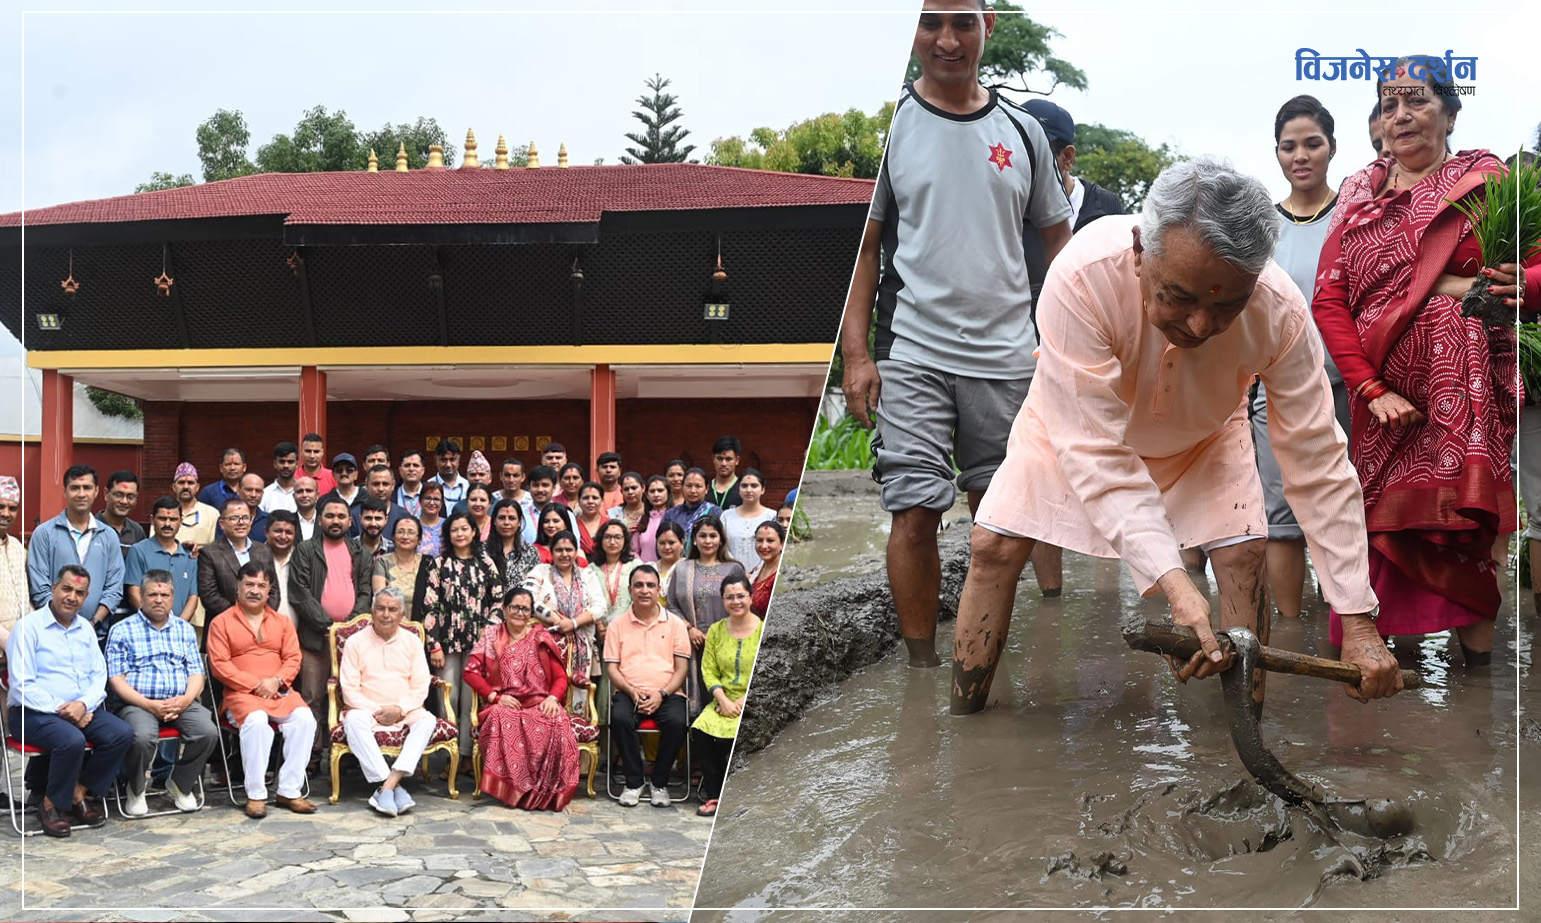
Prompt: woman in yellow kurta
<box><xmin>691</xmin><ymin>573</ymin><xmax>761</xmax><ymax>817</ymax></box>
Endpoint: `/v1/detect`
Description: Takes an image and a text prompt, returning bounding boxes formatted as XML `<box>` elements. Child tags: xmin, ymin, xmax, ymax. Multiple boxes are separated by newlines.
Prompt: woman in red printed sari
<box><xmin>1313</xmin><ymin>59</ymin><xmax>1536</xmax><ymax>664</ymax></box>
<box><xmin>463</xmin><ymin>586</ymin><xmax>580</xmax><ymax>810</ymax></box>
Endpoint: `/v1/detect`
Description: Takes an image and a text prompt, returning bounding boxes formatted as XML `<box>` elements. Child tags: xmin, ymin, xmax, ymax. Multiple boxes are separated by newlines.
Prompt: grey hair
<box><xmin>1139</xmin><ymin>158</ymin><xmax>1279</xmax><ymax>275</ymax></box>
<box><xmin>372</xmin><ymin>586</ymin><xmax>406</xmax><ymax>609</ymax></box>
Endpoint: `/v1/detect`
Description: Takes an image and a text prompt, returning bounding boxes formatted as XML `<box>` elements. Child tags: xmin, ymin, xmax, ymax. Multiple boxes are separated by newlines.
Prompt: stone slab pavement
<box><xmin>1</xmin><ymin>760</ymin><xmax>708</xmax><ymax>922</ymax></box>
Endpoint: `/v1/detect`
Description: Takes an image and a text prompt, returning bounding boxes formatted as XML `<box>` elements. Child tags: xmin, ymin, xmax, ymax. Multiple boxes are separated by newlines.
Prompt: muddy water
<box><xmin>696</xmin><ymin>473</ymin><xmax>1521</xmax><ymax>912</ymax></box>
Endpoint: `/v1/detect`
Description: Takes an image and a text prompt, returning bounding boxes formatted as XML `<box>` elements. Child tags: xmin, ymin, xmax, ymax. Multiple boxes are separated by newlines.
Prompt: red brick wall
<box><xmin>138</xmin><ymin>397</ymin><xmax>818</xmax><ymax>507</ymax></box>
<box><xmin>617</xmin><ymin>397</ymin><xmax>817</xmax><ymax>507</ymax></box>
<box><xmin>3</xmin><ymin>441</ymin><xmax>144</xmax><ymax>535</ymax></box>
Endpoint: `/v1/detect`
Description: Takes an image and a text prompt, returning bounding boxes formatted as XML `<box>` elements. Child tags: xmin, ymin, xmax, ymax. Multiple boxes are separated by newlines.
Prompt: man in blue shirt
<box><xmin>124</xmin><ymin>497</ymin><xmax>199</xmax><ymax>624</ymax></box>
<box><xmin>196</xmin><ymin>448</ymin><xmax>247</xmax><ymax>512</ymax></box>
<box><xmin>26</xmin><ymin>465</ymin><xmax>125</xmax><ymax>640</ymax></box>
<box><xmin>6</xmin><ymin>565</ymin><xmax>134</xmax><ymax>837</ymax></box>
<box><xmin>106</xmin><ymin>569</ymin><xmax>214</xmax><ymax>816</ymax></box>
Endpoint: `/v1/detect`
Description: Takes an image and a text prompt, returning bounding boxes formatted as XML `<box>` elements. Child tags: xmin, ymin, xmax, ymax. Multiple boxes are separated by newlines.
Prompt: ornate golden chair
<box><xmin>470</xmin><ymin>640</ymin><xmax>600</xmax><ymax>799</ymax></box>
<box><xmin>327</xmin><ymin>615</ymin><xmax>460</xmax><ymax>803</ymax></box>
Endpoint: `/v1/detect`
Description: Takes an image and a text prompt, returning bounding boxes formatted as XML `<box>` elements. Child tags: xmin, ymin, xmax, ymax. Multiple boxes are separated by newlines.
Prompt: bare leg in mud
<box><xmin>1207</xmin><ymin>538</ymin><xmax>1268</xmax><ymax>717</ymax></box>
<box><xmin>891</xmin><ymin>506</ymin><xmax>946</xmax><ymax>667</ymax></box>
<box><xmin>1453</xmin><ymin>533</ymin><xmax>1508</xmax><ymax>664</ymax></box>
<box><xmin>954</xmin><ymin>534</ymin><xmax>1267</xmax><ymax>716</ymax></box>
<box><xmin>1029</xmin><ymin>542</ymin><xmax>1063</xmax><ymax>597</ymax></box>
<box><xmin>950</xmin><ymin>526</ymin><xmax>1036</xmax><ymax>713</ymax></box>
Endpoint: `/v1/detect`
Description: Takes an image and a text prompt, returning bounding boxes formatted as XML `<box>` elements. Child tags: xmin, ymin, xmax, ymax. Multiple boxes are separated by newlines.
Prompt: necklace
<box><xmin>1287</xmin><ymin>191</ymin><xmax>1334</xmax><ymax>225</ymax></box>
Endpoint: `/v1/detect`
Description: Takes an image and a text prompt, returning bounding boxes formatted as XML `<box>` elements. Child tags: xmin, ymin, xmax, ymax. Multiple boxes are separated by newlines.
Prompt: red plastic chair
<box><xmin>0</xmin><ymin>672</ymin><xmax>110</xmax><ymax>837</ymax></box>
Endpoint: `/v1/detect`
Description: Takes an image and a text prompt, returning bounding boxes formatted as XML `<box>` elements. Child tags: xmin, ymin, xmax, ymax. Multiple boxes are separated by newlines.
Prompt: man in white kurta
<box><xmin>950</xmin><ymin>161</ymin><xmax>1402</xmax><ymax>715</ymax></box>
<box><xmin>339</xmin><ymin>588</ymin><xmax>434</xmax><ymax>816</ymax></box>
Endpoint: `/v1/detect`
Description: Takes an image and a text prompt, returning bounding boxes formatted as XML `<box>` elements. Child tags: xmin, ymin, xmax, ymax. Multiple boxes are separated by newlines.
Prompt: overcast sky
<box><xmin>6</xmin><ymin>1</ymin><xmax>1531</xmax><ymax>359</ymax></box>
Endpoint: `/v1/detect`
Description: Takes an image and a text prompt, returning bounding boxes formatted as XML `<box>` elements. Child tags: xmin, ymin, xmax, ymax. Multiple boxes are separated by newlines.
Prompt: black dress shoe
<box><xmin>38</xmin><ymin>802</ymin><xmax>72</xmax><ymax>837</ymax></box>
<box><xmin>70</xmin><ymin>799</ymin><xmax>104</xmax><ymax>825</ymax></box>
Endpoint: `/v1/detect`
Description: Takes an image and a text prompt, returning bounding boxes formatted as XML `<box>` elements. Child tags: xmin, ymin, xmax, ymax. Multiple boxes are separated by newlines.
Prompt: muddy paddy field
<box><xmin>693</xmin><ymin>470</ymin><xmax>1530</xmax><ymax>917</ymax></box>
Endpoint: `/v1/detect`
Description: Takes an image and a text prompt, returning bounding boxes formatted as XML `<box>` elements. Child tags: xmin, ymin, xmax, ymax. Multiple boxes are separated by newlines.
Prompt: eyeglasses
<box><xmin>505</xmin><ymin>605</ymin><xmax>533</xmax><ymax>613</ymax></box>
<box><xmin>223</xmin><ymin>515</ymin><xmax>252</xmax><ymax>524</ymax></box>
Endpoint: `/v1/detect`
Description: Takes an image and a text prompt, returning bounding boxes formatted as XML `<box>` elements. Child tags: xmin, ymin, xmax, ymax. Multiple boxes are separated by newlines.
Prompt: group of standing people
<box><xmin>848</xmin><ymin>2</ymin><xmax>1533</xmax><ymax>721</ymax></box>
<box><xmin>0</xmin><ymin>429</ymin><xmax>786</xmax><ymax>829</ymax></box>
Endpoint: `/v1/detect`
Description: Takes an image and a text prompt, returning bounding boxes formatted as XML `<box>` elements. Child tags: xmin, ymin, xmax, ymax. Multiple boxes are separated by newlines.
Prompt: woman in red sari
<box><xmin>1313</xmin><ymin>60</ymin><xmax>1536</xmax><ymax>663</ymax></box>
<box><xmin>463</xmin><ymin>586</ymin><xmax>580</xmax><ymax>810</ymax></box>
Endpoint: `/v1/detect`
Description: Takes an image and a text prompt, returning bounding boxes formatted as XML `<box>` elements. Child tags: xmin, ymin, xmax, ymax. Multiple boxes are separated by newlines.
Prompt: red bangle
<box><xmin>1358</xmin><ymin>379</ymin><xmax>1389</xmax><ymax>402</ymax></box>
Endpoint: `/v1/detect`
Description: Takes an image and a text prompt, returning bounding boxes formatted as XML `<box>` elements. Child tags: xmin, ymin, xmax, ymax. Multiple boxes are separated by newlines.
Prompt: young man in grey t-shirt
<box><xmin>841</xmin><ymin>0</ymin><xmax>1073</xmax><ymax>666</ymax></box>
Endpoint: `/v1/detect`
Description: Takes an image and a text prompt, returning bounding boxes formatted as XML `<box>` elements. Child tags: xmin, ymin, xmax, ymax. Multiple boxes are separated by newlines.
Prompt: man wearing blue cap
<box><xmin>1021</xmin><ymin>99</ymin><xmax>1127</xmax><ymax>246</ymax></box>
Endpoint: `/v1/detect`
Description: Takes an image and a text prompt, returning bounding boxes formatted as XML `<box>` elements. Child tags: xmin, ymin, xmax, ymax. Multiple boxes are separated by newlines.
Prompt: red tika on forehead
<box><xmin>1210</xmin><ymin>284</ymin><xmax>1223</xmax><ymax>294</ymax></box>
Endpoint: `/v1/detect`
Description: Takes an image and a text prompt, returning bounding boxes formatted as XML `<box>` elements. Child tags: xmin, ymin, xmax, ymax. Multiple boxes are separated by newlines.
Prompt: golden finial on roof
<box><xmin>396</xmin><ymin>143</ymin><xmax>409</xmax><ymax>172</ymax></box>
<box><xmin>367</xmin><ymin>148</ymin><xmax>378</xmax><ymax>173</ymax></box>
<box><xmin>527</xmin><ymin>141</ymin><xmax>540</xmax><ymax>169</ymax></box>
<box><xmin>494</xmin><ymin>134</ymin><xmax>509</xmax><ymax>170</ymax></box>
<box><xmin>426</xmin><ymin>144</ymin><xmax>445</xmax><ymax>169</ymax></box>
<box><xmin>558</xmin><ymin>143</ymin><xmax>569</xmax><ymax>168</ymax></box>
<box><xmin>463</xmin><ymin>129</ymin><xmax>479</xmax><ymax>168</ymax></box>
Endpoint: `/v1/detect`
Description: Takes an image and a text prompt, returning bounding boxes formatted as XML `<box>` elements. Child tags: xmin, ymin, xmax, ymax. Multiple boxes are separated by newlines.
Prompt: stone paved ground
<box><xmin>0</xmin><ymin>760</ymin><xmax>707</xmax><ymax>922</ymax></box>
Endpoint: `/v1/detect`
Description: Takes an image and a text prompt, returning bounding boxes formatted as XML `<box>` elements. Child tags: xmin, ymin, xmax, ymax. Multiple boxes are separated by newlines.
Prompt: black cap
<box><xmin>1023</xmin><ymin>99</ymin><xmax>1074</xmax><ymax>148</ymax></box>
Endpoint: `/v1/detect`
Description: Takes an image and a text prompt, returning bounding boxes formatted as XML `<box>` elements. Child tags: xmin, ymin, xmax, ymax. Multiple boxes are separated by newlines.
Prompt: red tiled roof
<box><xmin>0</xmin><ymin>164</ymin><xmax>875</xmax><ymax>228</ymax></box>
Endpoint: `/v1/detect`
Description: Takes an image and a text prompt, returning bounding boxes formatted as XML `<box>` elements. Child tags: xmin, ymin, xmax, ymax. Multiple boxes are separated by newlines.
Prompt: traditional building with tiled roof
<box><xmin>2</xmin><ymin>131</ymin><xmax>872</xmax><ymax>526</ymax></box>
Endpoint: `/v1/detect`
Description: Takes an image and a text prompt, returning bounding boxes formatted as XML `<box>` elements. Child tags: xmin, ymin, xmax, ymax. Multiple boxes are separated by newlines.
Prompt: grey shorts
<box><xmin>871</xmin><ymin>359</ymin><xmax>1031</xmax><ymax>513</ymax></box>
<box><xmin>1251</xmin><ymin>379</ymin><xmax>1350</xmax><ymax>542</ymax></box>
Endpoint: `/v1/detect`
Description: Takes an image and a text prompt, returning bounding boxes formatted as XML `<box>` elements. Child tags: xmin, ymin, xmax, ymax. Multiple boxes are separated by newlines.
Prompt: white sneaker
<box><xmin>123</xmin><ymin>791</ymin><xmax>149</xmax><ymax>817</ymax></box>
<box><xmin>165</xmin><ymin>778</ymin><xmax>199</xmax><ymax>812</ymax></box>
<box><xmin>650</xmin><ymin>784</ymin><xmax>672</xmax><ymax>807</ymax></box>
<box><xmin>368</xmin><ymin>788</ymin><xmax>399</xmax><ymax>817</ymax></box>
<box><xmin>618</xmin><ymin>786</ymin><xmax>643</xmax><ymax>807</ymax></box>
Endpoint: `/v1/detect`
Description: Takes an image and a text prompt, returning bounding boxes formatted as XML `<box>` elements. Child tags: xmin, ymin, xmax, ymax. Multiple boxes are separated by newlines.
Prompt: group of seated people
<box><xmin>0</xmin><ymin>432</ymin><xmax>782</xmax><ymax>834</ymax></box>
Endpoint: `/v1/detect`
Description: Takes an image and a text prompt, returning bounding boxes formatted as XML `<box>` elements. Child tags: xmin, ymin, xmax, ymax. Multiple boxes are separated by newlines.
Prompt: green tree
<box><xmin>85</xmin><ymin>387</ymin><xmax>142</xmax><ymax>420</ymax></box>
<box><xmin>195</xmin><ymin>109</ymin><xmax>258</xmax><ymax>182</ymax></box>
<box><xmin>708</xmin><ymin>103</ymin><xmax>895</xmax><ymax>179</ymax></box>
<box><xmin>905</xmin><ymin>2</ymin><xmax>1087</xmax><ymax>96</ymax></box>
<box><xmin>361</xmin><ymin>117</ymin><xmax>460</xmax><ymax>170</ymax></box>
<box><xmin>133</xmin><ymin>171</ymin><xmax>195</xmax><ymax>193</ymax></box>
<box><xmin>256</xmin><ymin>105</ymin><xmax>364</xmax><ymax>174</ymax></box>
<box><xmin>1073</xmin><ymin>123</ymin><xmax>1184</xmax><ymax>212</ymax></box>
<box><xmin>620</xmin><ymin>73</ymin><xmax>695</xmax><ymax>164</ymax></box>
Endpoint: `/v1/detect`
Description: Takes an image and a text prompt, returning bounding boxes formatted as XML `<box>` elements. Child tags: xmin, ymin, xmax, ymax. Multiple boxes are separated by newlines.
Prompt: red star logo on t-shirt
<box><xmin>988</xmin><ymin>142</ymin><xmax>1014</xmax><ymax>172</ymax></box>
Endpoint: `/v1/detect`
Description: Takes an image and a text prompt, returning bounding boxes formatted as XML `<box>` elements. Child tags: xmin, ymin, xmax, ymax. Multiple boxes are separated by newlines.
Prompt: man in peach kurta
<box><xmin>207</xmin><ymin>562</ymin><xmax>316</xmax><ymax>817</ymax></box>
<box><xmin>339</xmin><ymin>588</ymin><xmax>435</xmax><ymax>817</ymax></box>
<box><xmin>951</xmin><ymin>161</ymin><xmax>1403</xmax><ymax>715</ymax></box>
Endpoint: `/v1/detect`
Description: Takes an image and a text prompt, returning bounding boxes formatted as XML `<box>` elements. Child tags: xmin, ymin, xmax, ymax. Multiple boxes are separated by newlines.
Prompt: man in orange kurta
<box><xmin>208</xmin><ymin>562</ymin><xmax>317</xmax><ymax>818</ymax></box>
<box><xmin>950</xmin><ymin>161</ymin><xmax>1404</xmax><ymax>715</ymax></box>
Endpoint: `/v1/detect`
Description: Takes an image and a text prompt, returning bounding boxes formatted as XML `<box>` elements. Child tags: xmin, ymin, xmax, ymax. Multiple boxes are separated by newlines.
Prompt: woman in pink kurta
<box><xmin>207</xmin><ymin>605</ymin><xmax>307</xmax><ymax>725</ymax></box>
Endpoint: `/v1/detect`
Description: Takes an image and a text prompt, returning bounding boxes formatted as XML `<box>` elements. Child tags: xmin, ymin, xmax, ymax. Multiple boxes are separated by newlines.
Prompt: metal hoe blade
<box><xmin>1218</xmin><ymin>627</ymin><xmax>1327</xmax><ymax>806</ymax></box>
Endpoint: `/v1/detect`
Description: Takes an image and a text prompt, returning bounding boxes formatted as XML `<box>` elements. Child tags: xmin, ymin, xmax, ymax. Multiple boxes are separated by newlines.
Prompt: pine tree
<box><xmin>620</xmin><ymin>74</ymin><xmax>695</xmax><ymax>164</ymax></box>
